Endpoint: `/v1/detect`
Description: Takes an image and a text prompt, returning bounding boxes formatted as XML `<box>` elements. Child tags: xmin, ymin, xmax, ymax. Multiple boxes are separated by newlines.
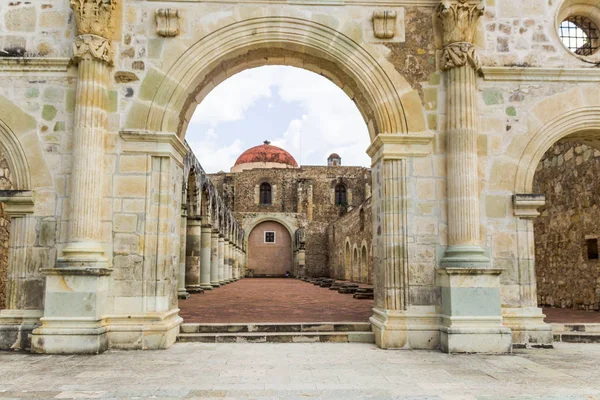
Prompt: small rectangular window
<box><xmin>265</xmin><ymin>231</ymin><xmax>275</xmax><ymax>243</ymax></box>
<box><xmin>587</xmin><ymin>238</ymin><xmax>599</xmax><ymax>260</ymax></box>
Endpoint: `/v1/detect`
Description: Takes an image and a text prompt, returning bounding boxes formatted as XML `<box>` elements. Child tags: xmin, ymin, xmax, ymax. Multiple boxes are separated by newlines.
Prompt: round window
<box><xmin>558</xmin><ymin>16</ymin><xmax>599</xmax><ymax>56</ymax></box>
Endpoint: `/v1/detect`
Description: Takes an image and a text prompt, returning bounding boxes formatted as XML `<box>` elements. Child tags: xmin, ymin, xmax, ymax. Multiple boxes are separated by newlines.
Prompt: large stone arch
<box><xmin>243</xmin><ymin>215</ymin><xmax>297</xmax><ymax>246</ymax></box>
<box><xmin>125</xmin><ymin>15</ymin><xmax>427</xmax><ymax>141</ymax></box>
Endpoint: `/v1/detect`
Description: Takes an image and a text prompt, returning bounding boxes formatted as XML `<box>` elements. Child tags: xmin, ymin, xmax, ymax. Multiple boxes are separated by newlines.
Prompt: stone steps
<box><xmin>178</xmin><ymin>331</ymin><xmax>375</xmax><ymax>343</ymax></box>
<box><xmin>552</xmin><ymin>323</ymin><xmax>600</xmax><ymax>343</ymax></box>
<box><xmin>178</xmin><ymin>322</ymin><xmax>374</xmax><ymax>343</ymax></box>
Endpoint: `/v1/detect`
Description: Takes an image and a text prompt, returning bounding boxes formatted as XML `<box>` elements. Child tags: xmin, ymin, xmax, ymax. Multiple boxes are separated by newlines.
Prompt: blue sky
<box><xmin>186</xmin><ymin>66</ymin><xmax>371</xmax><ymax>173</ymax></box>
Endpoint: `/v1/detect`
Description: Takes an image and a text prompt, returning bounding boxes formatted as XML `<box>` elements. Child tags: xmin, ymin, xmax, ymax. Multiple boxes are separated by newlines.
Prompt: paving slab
<box><xmin>1</xmin><ymin>343</ymin><xmax>600</xmax><ymax>399</ymax></box>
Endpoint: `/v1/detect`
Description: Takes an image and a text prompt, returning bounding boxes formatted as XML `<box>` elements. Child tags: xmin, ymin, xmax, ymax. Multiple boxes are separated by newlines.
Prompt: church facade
<box><xmin>208</xmin><ymin>141</ymin><xmax>372</xmax><ymax>279</ymax></box>
<box><xmin>1</xmin><ymin>0</ymin><xmax>599</xmax><ymax>355</ymax></box>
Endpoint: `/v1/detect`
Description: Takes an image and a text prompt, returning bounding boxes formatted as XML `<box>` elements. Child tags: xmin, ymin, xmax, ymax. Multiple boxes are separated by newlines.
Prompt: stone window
<box><xmin>587</xmin><ymin>238</ymin><xmax>598</xmax><ymax>260</ymax></box>
<box><xmin>264</xmin><ymin>231</ymin><xmax>275</xmax><ymax>243</ymax></box>
<box><xmin>559</xmin><ymin>16</ymin><xmax>599</xmax><ymax>56</ymax></box>
<box><xmin>260</xmin><ymin>182</ymin><xmax>272</xmax><ymax>205</ymax></box>
<box><xmin>335</xmin><ymin>184</ymin><xmax>347</xmax><ymax>206</ymax></box>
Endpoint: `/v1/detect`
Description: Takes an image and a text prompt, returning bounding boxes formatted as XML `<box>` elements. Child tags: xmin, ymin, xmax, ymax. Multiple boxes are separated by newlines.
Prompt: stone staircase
<box><xmin>552</xmin><ymin>323</ymin><xmax>600</xmax><ymax>343</ymax></box>
<box><xmin>178</xmin><ymin>322</ymin><xmax>374</xmax><ymax>343</ymax></box>
<box><xmin>301</xmin><ymin>277</ymin><xmax>374</xmax><ymax>299</ymax></box>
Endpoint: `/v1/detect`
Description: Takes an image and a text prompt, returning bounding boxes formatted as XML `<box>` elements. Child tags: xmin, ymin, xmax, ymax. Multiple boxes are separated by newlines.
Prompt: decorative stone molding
<box><xmin>156</xmin><ymin>9</ymin><xmax>180</xmax><ymax>37</ymax></box>
<box><xmin>72</xmin><ymin>34</ymin><xmax>114</xmax><ymax>65</ymax></box>
<box><xmin>436</xmin><ymin>0</ymin><xmax>484</xmax><ymax>72</ymax></box>
<box><xmin>0</xmin><ymin>191</ymin><xmax>34</xmax><ymax>217</ymax></box>
<box><xmin>0</xmin><ymin>58</ymin><xmax>70</xmax><ymax>73</ymax></box>
<box><xmin>513</xmin><ymin>194</ymin><xmax>545</xmax><ymax>219</ymax></box>
<box><xmin>482</xmin><ymin>67</ymin><xmax>600</xmax><ymax>82</ymax></box>
<box><xmin>366</xmin><ymin>132</ymin><xmax>434</xmax><ymax>164</ymax></box>
<box><xmin>70</xmin><ymin>0</ymin><xmax>118</xmax><ymax>38</ymax></box>
<box><xmin>372</xmin><ymin>10</ymin><xmax>396</xmax><ymax>39</ymax></box>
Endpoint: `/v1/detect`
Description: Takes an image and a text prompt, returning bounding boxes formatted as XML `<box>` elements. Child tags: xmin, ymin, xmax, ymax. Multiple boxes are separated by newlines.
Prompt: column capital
<box><xmin>70</xmin><ymin>0</ymin><xmax>118</xmax><ymax>65</ymax></box>
<box><xmin>436</xmin><ymin>0</ymin><xmax>484</xmax><ymax>72</ymax></box>
<box><xmin>366</xmin><ymin>133</ymin><xmax>434</xmax><ymax>165</ymax></box>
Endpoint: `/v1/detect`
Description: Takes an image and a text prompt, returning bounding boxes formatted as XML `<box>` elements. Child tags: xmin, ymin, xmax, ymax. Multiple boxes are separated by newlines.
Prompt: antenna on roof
<box><xmin>263</xmin><ymin>140</ymin><xmax>271</xmax><ymax>145</ymax></box>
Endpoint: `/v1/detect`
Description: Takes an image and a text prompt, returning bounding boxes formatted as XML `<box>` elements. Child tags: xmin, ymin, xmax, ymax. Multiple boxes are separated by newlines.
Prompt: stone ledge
<box><xmin>482</xmin><ymin>66</ymin><xmax>600</xmax><ymax>82</ymax></box>
<box><xmin>0</xmin><ymin>57</ymin><xmax>70</xmax><ymax>73</ymax></box>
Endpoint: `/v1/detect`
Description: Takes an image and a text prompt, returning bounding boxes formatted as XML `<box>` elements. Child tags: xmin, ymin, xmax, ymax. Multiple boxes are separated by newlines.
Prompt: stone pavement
<box><xmin>179</xmin><ymin>278</ymin><xmax>373</xmax><ymax>323</ymax></box>
<box><xmin>1</xmin><ymin>343</ymin><xmax>599</xmax><ymax>399</ymax></box>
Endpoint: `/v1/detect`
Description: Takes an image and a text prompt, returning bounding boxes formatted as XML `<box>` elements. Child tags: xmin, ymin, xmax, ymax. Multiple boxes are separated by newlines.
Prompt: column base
<box><xmin>502</xmin><ymin>307</ymin><xmax>553</xmax><ymax>347</ymax></box>
<box><xmin>178</xmin><ymin>290</ymin><xmax>190</xmax><ymax>299</ymax></box>
<box><xmin>0</xmin><ymin>310</ymin><xmax>42</xmax><ymax>351</ymax></box>
<box><xmin>440</xmin><ymin>320</ymin><xmax>513</xmax><ymax>354</ymax></box>
<box><xmin>106</xmin><ymin>309</ymin><xmax>182</xmax><ymax>350</ymax></box>
<box><xmin>186</xmin><ymin>285</ymin><xmax>205</xmax><ymax>294</ymax></box>
<box><xmin>440</xmin><ymin>245</ymin><xmax>489</xmax><ymax>268</ymax></box>
<box><xmin>211</xmin><ymin>282</ymin><xmax>221</xmax><ymax>287</ymax></box>
<box><xmin>31</xmin><ymin>319</ymin><xmax>108</xmax><ymax>354</ymax></box>
<box><xmin>200</xmin><ymin>284</ymin><xmax>213</xmax><ymax>290</ymax></box>
<box><xmin>370</xmin><ymin>307</ymin><xmax>440</xmax><ymax>349</ymax></box>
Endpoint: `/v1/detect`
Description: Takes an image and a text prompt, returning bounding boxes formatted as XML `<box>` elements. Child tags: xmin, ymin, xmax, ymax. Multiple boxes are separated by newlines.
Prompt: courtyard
<box><xmin>0</xmin><ymin>342</ymin><xmax>598</xmax><ymax>399</ymax></box>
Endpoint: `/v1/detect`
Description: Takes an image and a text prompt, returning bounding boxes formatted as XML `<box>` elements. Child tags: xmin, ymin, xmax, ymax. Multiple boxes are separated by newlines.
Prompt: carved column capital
<box><xmin>72</xmin><ymin>34</ymin><xmax>114</xmax><ymax>65</ymax></box>
<box><xmin>70</xmin><ymin>0</ymin><xmax>118</xmax><ymax>65</ymax></box>
<box><xmin>436</xmin><ymin>0</ymin><xmax>484</xmax><ymax>72</ymax></box>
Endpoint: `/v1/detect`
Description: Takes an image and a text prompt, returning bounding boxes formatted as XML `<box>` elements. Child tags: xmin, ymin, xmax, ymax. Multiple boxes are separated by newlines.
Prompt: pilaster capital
<box><xmin>0</xmin><ymin>190</ymin><xmax>34</xmax><ymax>217</ymax></box>
<box><xmin>366</xmin><ymin>133</ymin><xmax>434</xmax><ymax>165</ymax></box>
<box><xmin>436</xmin><ymin>0</ymin><xmax>484</xmax><ymax>72</ymax></box>
<box><xmin>72</xmin><ymin>34</ymin><xmax>114</xmax><ymax>65</ymax></box>
<box><xmin>71</xmin><ymin>0</ymin><xmax>118</xmax><ymax>38</ymax></box>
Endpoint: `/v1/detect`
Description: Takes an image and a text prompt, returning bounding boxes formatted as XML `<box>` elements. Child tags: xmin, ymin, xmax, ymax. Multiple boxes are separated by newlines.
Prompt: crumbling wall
<box><xmin>534</xmin><ymin>141</ymin><xmax>600</xmax><ymax>311</ymax></box>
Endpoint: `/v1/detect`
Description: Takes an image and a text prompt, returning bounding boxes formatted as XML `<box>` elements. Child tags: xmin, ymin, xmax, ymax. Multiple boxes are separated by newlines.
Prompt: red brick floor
<box><xmin>543</xmin><ymin>307</ymin><xmax>600</xmax><ymax>323</ymax></box>
<box><xmin>178</xmin><ymin>278</ymin><xmax>374</xmax><ymax>323</ymax></box>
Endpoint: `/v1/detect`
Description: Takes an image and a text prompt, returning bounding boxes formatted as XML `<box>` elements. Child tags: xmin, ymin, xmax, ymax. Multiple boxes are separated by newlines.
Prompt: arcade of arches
<box><xmin>3</xmin><ymin>0</ymin><xmax>600</xmax><ymax>355</ymax></box>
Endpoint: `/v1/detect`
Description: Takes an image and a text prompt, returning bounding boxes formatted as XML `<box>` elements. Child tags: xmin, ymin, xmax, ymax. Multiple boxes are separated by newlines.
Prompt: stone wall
<box><xmin>534</xmin><ymin>141</ymin><xmax>600</xmax><ymax>311</ymax></box>
<box><xmin>210</xmin><ymin>166</ymin><xmax>371</xmax><ymax>277</ymax></box>
<box><xmin>0</xmin><ymin>150</ymin><xmax>12</xmax><ymax>310</ymax></box>
<box><xmin>327</xmin><ymin>198</ymin><xmax>372</xmax><ymax>284</ymax></box>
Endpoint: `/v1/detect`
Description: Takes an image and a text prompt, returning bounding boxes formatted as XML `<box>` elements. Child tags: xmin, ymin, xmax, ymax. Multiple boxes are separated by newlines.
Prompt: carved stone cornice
<box><xmin>72</xmin><ymin>34</ymin><xmax>114</xmax><ymax>65</ymax></box>
<box><xmin>70</xmin><ymin>0</ymin><xmax>118</xmax><ymax>38</ymax></box>
<box><xmin>436</xmin><ymin>0</ymin><xmax>484</xmax><ymax>72</ymax></box>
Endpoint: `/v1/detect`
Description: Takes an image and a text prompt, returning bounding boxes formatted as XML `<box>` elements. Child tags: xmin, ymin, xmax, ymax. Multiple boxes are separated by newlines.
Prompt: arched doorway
<box><xmin>247</xmin><ymin>221</ymin><xmax>292</xmax><ymax>277</ymax></box>
<box><xmin>0</xmin><ymin>147</ymin><xmax>13</xmax><ymax>310</ymax></box>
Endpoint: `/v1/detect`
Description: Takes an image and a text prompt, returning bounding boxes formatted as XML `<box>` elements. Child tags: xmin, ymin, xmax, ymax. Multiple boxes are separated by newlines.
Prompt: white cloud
<box><xmin>191</xmin><ymin>70</ymin><xmax>274</xmax><ymax>126</ymax></box>
<box><xmin>188</xmin><ymin>66</ymin><xmax>371</xmax><ymax>171</ymax></box>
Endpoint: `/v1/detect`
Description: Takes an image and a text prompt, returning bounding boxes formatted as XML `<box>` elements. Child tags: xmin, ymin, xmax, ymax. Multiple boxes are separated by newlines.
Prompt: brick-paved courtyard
<box><xmin>1</xmin><ymin>343</ymin><xmax>599</xmax><ymax>398</ymax></box>
<box><xmin>179</xmin><ymin>278</ymin><xmax>373</xmax><ymax>323</ymax></box>
<box><xmin>543</xmin><ymin>307</ymin><xmax>600</xmax><ymax>323</ymax></box>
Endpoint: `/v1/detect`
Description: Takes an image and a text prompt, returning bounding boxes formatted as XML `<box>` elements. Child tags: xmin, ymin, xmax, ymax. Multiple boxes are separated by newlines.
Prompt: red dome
<box><xmin>234</xmin><ymin>142</ymin><xmax>298</xmax><ymax>168</ymax></box>
<box><xmin>328</xmin><ymin>153</ymin><xmax>341</xmax><ymax>159</ymax></box>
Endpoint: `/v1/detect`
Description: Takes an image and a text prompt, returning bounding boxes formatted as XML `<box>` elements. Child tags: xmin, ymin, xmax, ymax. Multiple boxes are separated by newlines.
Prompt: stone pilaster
<box><xmin>199</xmin><ymin>220</ymin><xmax>213</xmax><ymax>290</ymax></box>
<box><xmin>32</xmin><ymin>0</ymin><xmax>118</xmax><ymax>354</ymax></box>
<box><xmin>185</xmin><ymin>217</ymin><xmax>203</xmax><ymax>293</ymax></box>
<box><xmin>210</xmin><ymin>230</ymin><xmax>220</xmax><ymax>287</ymax></box>
<box><xmin>178</xmin><ymin>205</ymin><xmax>190</xmax><ymax>299</ymax></box>
<box><xmin>218</xmin><ymin>235</ymin><xmax>225</xmax><ymax>285</ymax></box>
<box><xmin>367</xmin><ymin>134</ymin><xmax>437</xmax><ymax>350</ymax></box>
<box><xmin>437</xmin><ymin>0</ymin><xmax>511</xmax><ymax>353</ymax></box>
<box><xmin>503</xmin><ymin>195</ymin><xmax>552</xmax><ymax>346</ymax></box>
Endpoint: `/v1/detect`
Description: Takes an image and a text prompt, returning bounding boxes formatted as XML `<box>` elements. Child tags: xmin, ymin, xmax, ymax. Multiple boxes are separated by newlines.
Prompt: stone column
<box><xmin>225</xmin><ymin>238</ymin><xmax>232</xmax><ymax>282</ymax></box>
<box><xmin>32</xmin><ymin>0</ymin><xmax>118</xmax><ymax>354</ymax></box>
<box><xmin>234</xmin><ymin>246</ymin><xmax>240</xmax><ymax>280</ymax></box>
<box><xmin>503</xmin><ymin>195</ymin><xmax>552</xmax><ymax>345</ymax></box>
<box><xmin>218</xmin><ymin>235</ymin><xmax>225</xmax><ymax>285</ymax></box>
<box><xmin>0</xmin><ymin>193</ymin><xmax>41</xmax><ymax>351</ymax></box>
<box><xmin>437</xmin><ymin>0</ymin><xmax>511</xmax><ymax>353</ymax></box>
<box><xmin>185</xmin><ymin>217</ymin><xmax>203</xmax><ymax>293</ymax></box>
<box><xmin>199</xmin><ymin>219</ymin><xmax>213</xmax><ymax>290</ymax></box>
<box><xmin>177</xmin><ymin>205</ymin><xmax>190</xmax><ymax>299</ymax></box>
<box><xmin>210</xmin><ymin>230</ymin><xmax>220</xmax><ymax>287</ymax></box>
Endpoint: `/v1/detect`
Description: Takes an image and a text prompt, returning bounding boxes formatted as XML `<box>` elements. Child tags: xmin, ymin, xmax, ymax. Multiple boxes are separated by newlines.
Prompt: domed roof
<box><xmin>328</xmin><ymin>153</ymin><xmax>341</xmax><ymax>159</ymax></box>
<box><xmin>234</xmin><ymin>141</ymin><xmax>298</xmax><ymax>168</ymax></box>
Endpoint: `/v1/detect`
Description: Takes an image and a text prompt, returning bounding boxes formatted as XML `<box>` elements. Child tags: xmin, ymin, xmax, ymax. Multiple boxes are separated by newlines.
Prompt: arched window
<box><xmin>335</xmin><ymin>184</ymin><xmax>347</xmax><ymax>206</ymax></box>
<box><xmin>260</xmin><ymin>182</ymin><xmax>271</xmax><ymax>205</ymax></box>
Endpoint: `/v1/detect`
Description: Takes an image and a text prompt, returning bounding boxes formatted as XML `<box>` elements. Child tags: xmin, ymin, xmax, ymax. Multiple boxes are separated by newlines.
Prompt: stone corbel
<box><xmin>372</xmin><ymin>11</ymin><xmax>397</xmax><ymax>39</ymax></box>
<box><xmin>156</xmin><ymin>9</ymin><xmax>180</xmax><ymax>37</ymax></box>
<box><xmin>0</xmin><ymin>191</ymin><xmax>34</xmax><ymax>217</ymax></box>
<box><xmin>513</xmin><ymin>194</ymin><xmax>545</xmax><ymax>219</ymax></box>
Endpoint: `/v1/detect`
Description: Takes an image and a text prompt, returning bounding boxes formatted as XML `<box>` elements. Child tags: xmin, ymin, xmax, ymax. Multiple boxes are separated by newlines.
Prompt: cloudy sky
<box><xmin>186</xmin><ymin>66</ymin><xmax>371</xmax><ymax>173</ymax></box>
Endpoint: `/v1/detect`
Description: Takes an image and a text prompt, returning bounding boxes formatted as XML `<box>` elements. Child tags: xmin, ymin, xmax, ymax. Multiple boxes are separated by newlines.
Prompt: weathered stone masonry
<box><xmin>534</xmin><ymin>141</ymin><xmax>600</xmax><ymax>311</ymax></box>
